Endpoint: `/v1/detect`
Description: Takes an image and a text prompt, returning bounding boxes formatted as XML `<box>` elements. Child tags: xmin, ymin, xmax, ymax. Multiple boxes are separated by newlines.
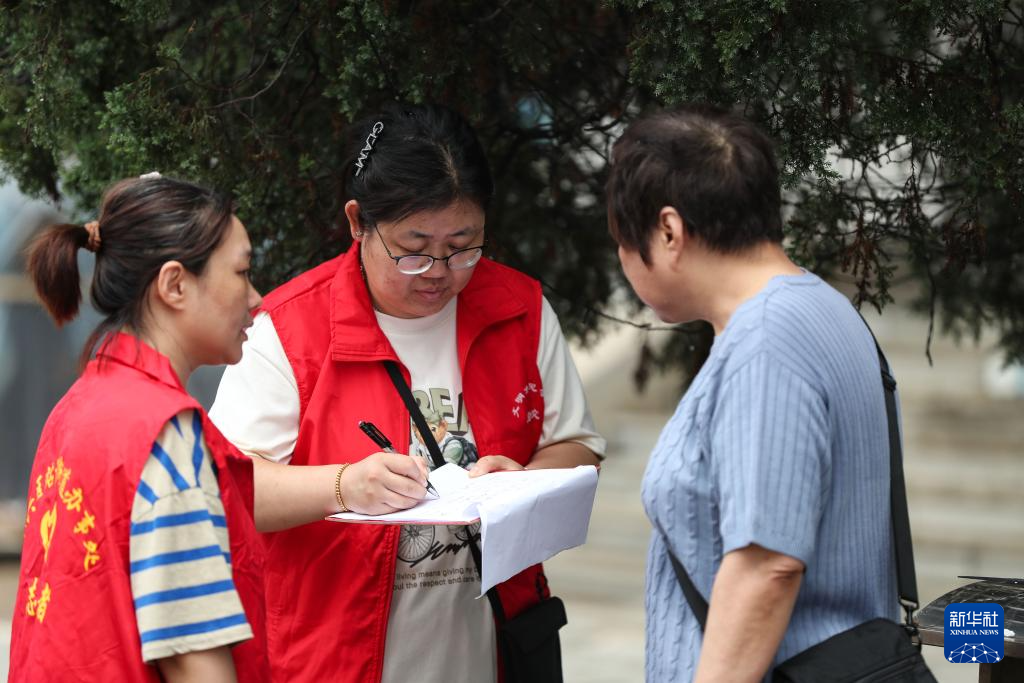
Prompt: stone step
<box><xmin>546</xmin><ymin>546</ymin><xmax>646</xmax><ymax>603</ymax></box>
<box><xmin>914</xmin><ymin>542</ymin><xmax>1024</xmax><ymax>588</ymax></box>
<box><xmin>555</xmin><ymin>600</ymin><xmax>646</xmax><ymax>683</ymax></box>
<box><xmin>0</xmin><ymin>619</ymin><xmax>9</xmax><ymax>682</ymax></box>
<box><xmin>904</xmin><ymin>450</ymin><xmax>1024</xmax><ymax>503</ymax></box>
<box><xmin>907</xmin><ymin>431</ymin><xmax>1023</xmax><ymax>458</ymax></box>
<box><xmin>903</xmin><ymin>412</ymin><xmax>1024</xmax><ymax>456</ymax></box>
<box><xmin>909</xmin><ymin>497</ymin><xmax>1024</xmax><ymax>558</ymax></box>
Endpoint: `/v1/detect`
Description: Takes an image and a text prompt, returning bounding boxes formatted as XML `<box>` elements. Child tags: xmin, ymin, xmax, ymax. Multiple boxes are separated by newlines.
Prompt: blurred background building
<box><xmin>2</xmin><ymin>182</ymin><xmax>1022</xmax><ymax>681</ymax></box>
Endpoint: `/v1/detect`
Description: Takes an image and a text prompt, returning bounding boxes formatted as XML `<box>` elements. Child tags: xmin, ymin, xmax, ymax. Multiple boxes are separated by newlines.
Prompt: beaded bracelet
<box><xmin>334</xmin><ymin>463</ymin><xmax>350</xmax><ymax>513</ymax></box>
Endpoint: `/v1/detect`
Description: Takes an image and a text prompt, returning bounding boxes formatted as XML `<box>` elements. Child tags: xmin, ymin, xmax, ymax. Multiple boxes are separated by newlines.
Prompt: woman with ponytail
<box><xmin>9</xmin><ymin>174</ymin><xmax>274</xmax><ymax>682</ymax></box>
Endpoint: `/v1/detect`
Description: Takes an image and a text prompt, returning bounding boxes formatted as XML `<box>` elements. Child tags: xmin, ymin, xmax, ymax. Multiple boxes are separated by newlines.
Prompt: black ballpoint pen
<box><xmin>358</xmin><ymin>420</ymin><xmax>440</xmax><ymax>497</ymax></box>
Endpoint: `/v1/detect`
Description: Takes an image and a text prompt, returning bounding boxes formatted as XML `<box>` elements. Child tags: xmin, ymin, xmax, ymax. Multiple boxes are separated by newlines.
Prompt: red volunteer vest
<box><xmin>259</xmin><ymin>244</ymin><xmax>549</xmax><ymax>682</ymax></box>
<box><xmin>9</xmin><ymin>333</ymin><xmax>268</xmax><ymax>682</ymax></box>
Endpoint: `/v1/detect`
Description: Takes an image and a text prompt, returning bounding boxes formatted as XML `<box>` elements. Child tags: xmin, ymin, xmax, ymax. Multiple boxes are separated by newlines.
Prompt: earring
<box><xmin>355</xmin><ymin>231</ymin><xmax>364</xmax><ymax>237</ymax></box>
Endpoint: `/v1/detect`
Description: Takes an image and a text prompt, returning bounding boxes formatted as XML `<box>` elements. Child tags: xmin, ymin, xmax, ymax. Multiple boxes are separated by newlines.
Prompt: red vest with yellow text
<box><xmin>9</xmin><ymin>333</ymin><xmax>268</xmax><ymax>682</ymax></box>
<box><xmin>260</xmin><ymin>245</ymin><xmax>549</xmax><ymax>682</ymax></box>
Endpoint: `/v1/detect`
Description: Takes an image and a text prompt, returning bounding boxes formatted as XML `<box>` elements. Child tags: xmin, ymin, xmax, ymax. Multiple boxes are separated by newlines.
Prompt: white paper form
<box><xmin>327</xmin><ymin>464</ymin><xmax>599</xmax><ymax>594</ymax></box>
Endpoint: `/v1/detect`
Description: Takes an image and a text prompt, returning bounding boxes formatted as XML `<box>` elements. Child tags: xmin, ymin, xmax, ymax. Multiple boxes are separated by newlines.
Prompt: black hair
<box><xmin>27</xmin><ymin>176</ymin><xmax>234</xmax><ymax>366</ymax></box>
<box><xmin>606</xmin><ymin>104</ymin><xmax>783</xmax><ymax>262</ymax></box>
<box><xmin>343</xmin><ymin>102</ymin><xmax>494</xmax><ymax>226</ymax></box>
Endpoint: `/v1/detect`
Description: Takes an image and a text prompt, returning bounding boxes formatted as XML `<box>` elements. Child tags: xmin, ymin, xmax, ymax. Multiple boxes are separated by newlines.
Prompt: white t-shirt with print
<box><xmin>375</xmin><ymin>299</ymin><xmax>491</xmax><ymax>683</ymax></box>
<box><xmin>210</xmin><ymin>296</ymin><xmax>605</xmax><ymax>682</ymax></box>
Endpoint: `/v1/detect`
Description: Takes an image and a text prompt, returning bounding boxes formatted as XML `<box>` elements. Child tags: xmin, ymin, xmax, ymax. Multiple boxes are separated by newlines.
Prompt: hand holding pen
<box><xmin>333</xmin><ymin>451</ymin><xmax>430</xmax><ymax>515</ymax></box>
<box><xmin>359</xmin><ymin>421</ymin><xmax>440</xmax><ymax>497</ymax></box>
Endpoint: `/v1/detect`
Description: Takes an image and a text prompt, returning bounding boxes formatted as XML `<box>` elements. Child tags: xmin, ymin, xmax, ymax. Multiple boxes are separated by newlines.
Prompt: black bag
<box><xmin>773</xmin><ymin>618</ymin><xmax>935</xmax><ymax>682</ymax></box>
<box><xmin>657</xmin><ymin>330</ymin><xmax>936</xmax><ymax>682</ymax></box>
<box><xmin>498</xmin><ymin>595</ymin><xmax>568</xmax><ymax>683</ymax></box>
<box><xmin>385</xmin><ymin>361</ymin><xmax>567</xmax><ymax>683</ymax></box>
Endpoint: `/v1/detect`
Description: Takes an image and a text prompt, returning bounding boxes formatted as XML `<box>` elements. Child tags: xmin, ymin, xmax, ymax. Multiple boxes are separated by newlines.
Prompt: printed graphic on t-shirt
<box><xmin>408</xmin><ymin>389</ymin><xmax>479</xmax><ymax>470</ymax></box>
<box><xmin>395</xmin><ymin>521</ymin><xmax>483</xmax><ymax>570</ymax></box>
<box><xmin>395</xmin><ymin>388</ymin><xmax>479</xmax><ymax>574</ymax></box>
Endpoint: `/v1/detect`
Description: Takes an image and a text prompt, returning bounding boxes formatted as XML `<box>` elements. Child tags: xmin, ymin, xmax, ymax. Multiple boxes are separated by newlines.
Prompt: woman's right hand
<box><xmin>341</xmin><ymin>452</ymin><xmax>429</xmax><ymax>515</ymax></box>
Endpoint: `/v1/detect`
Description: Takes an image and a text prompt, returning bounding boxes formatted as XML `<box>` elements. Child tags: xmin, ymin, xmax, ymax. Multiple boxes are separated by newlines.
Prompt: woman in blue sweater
<box><xmin>606</xmin><ymin>105</ymin><xmax>900</xmax><ymax>682</ymax></box>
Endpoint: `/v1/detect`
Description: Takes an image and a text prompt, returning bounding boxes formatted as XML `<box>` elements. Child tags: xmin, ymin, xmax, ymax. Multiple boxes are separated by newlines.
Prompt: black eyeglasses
<box><xmin>373</xmin><ymin>228</ymin><xmax>486</xmax><ymax>275</ymax></box>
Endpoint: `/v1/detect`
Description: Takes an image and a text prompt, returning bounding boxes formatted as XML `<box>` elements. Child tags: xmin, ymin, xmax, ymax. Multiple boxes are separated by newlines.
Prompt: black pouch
<box><xmin>772</xmin><ymin>618</ymin><xmax>936</xmax><ymax>683</ymax></box>
<box><xmin>498</xmin><ymin>596</ymin><xmax>568</xmax><ymax>683</ymax></box>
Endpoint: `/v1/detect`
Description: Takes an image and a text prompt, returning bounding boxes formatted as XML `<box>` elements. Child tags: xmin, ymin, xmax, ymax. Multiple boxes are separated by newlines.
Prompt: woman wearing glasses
<box><xmin>209</xmin><ymin>102</ymin><xmax>605</xmax><ymax>683</ymax></box>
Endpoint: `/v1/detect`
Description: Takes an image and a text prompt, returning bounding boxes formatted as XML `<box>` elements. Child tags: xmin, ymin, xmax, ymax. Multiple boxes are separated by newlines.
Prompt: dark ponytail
<box><xmin>26</xmin><ymin>223</ymin><xmax>91</xmax><ymax>326</ymax></box>
<box><xmin>25</xmin><ymin>175</ymin><xmax>235</xmax><ymax>367</ymax></box>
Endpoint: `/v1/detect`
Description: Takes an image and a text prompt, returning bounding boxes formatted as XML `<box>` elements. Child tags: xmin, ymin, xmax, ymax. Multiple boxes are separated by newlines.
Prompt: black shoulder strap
<box><xmin>864</xmin><ymin>326</ymin><xmax>920</xmax><ymax>618</ymax></box>
<box><xmin>652</xmin><ymin>516</ymin><xmax>709</xmax><ymax>629</ymax></box>
<box><xmin>383</xmin><ymin>360</ymin><xmax>447</xmax><ymax>470</ymax></box>
<box><xmin>658</xmin><ymin>320</ymin><xmax>919</xmax><ymax>631</ymax></box>
<box><xmin>383</xmin><ymin>359</ymin><xmax>509</xmax><ymax>626</ymax></box>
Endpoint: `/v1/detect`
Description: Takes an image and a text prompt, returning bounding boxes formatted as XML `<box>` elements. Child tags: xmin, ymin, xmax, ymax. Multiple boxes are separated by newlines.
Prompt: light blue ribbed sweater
<box><xmin>642</xmin><ymin>271</ymin><xmax>899</xmax><ymax>682</ymax></box>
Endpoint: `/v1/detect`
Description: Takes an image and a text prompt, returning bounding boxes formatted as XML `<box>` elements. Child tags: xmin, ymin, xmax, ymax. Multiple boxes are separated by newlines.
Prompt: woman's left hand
<box><xmin>468</xmin><ymin>455</ymin><xmax>526</xmax><ymax>477</ymax></box>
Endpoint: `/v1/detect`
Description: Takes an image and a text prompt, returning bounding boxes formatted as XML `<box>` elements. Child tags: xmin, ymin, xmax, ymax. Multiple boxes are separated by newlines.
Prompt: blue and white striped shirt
<box><xmin>129</xmin><ymin>409</ymin><xmax>251</xmax><ymax>662</ymax></box>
